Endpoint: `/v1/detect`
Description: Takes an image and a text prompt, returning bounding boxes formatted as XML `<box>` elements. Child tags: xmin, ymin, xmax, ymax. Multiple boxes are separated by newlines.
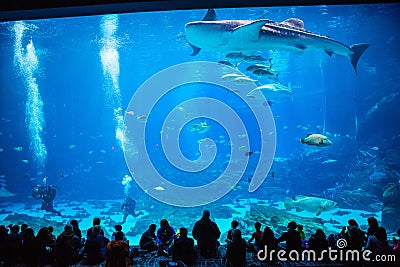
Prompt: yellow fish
<box><xmin>238</xmin><ymin>145</ymin><xmax>247</xmax><ymax>150</ymax></box>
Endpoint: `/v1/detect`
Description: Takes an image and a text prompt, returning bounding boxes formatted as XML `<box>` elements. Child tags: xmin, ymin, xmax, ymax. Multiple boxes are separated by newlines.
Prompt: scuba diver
<box><xmin>32</xmin><ymin>177</ymin><xmax>61</xmax><ymax>215</ymax></box>
<box><xmin>121</xmin><ymin>196</ymin><xmax>143</xmax><ymax>224</ymax></box>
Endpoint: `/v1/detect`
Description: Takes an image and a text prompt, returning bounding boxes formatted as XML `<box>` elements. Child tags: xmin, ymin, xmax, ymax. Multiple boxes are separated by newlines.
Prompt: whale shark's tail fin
<box><xmin>190</xmin><ymin>9</ymin><xmax>217</xmax><ymax>56</ymax></box>
<box><xmin>350</xmin><ymin>43</ymin><xmax>370</xmax><ymax>75</ymax></box>
<box><xmin>203</xmin><ymin>9</ymin><xmax>217</xmax><ymax>21</ymax></box>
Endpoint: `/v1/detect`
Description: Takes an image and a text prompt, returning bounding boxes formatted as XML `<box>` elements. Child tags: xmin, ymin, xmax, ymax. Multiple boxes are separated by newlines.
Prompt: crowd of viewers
<box><xmin>0</xmin><ymin>210</ymin><xmax>399</xmax><ymax>267</ymax></box>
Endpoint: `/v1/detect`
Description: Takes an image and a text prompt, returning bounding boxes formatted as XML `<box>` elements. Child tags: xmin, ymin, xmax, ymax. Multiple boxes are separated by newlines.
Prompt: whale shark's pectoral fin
<box><xmin>189</xmin><ymin>43</ymin><xmax>201</xmax><ymax>56</ymax></box>
<box><xmin>232</xmin><ymin>20</ymin><xmax>269</xmax><ymax>42</ymax></box>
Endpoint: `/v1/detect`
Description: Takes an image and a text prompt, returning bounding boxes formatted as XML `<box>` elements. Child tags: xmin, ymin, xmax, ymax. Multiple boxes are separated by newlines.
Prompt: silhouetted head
<box><xmin>254</xmin><ymin>222</ymin><xmax>261</xmax><ymax>231</ymax></box>
<box><xmin>348</xmin><ymin>219</ymin><xmax>358</xmax><ymax>227</ymax></box>
<box><xmin>93</xmin><ymin>217</ymin><xmax>101</xmax><ymax>226</ymax></box>
<box><xmin>114</xmin><ymin>224</ymin><xmax>122</xmax><ymax>232</ymax></box>
<box><xmin>70</xmin><ymin>219</ymin><xmax>79</xmax><ymax>228</ymax></box>
<box><xmin>297</xmin><ymin>224</ymin><xmax>303</xmax><ymax>231</ymax></box>
<box><xmin>21</xmin><ymin>223</ymin><xmax>28</xmax><ymax>232</ymax></box>
<box><xmin>288</xmin><ymin>221</ymin><xmax>297</xmax><ymax>230</ymax></box>
<box><xmin>231</xmin><ymin>220</ymin><xmax>239</xmax><ymax>229</ymax></box>
<box><xmin>367</xmin><ymin>217</ymin><xmax>378</xmax><ymax>228</ymax></box>
<box><xmin>315</xmin><ymin>228</ymin><xmax>326</xmax><ymax>239</ymax></box>
<box><xmin>64</xmin><ymin>224</ymin><xmax>73</xmax><ymax>232</ymax></box>
<box><xmin>233</xmin><ymin>229</ymin><xmax>242</xmax><ymax>240</ymax></box>
<box><xmin>11</xmin><ymin>225</ymin><xmax>20</xmax><ymax>234</ymax></box>
<box><xmin>160</xmin><ymin>219</ymin><xmax>170</xmax><ymax>229</ymax></box>
<box><xmin>47</xmin><ymin>226</ymin><xmax>54</xmax><ymax>233</ymax></box>
<box><xmin>203</xmin><ymin>210</ymin><xmax>210</xmax><ymax>218</ymax></box>
<box><xmin>115</xmin><ymin>231</ymin><xmax>124</xmax><ymax>241</ymax></box>
<box><xmin>149</xmin><ymin>224</ymin><xmax>157</xmax><ymax>232</ymax></box>
<box><xmin>263</xmin><ymin>226</ymin><xmax>274</xmax><ymax>239</ymax></box>
<box><xmin>180</xmin><ymin>227</ymin><xmax>188</xmax><ymax>238</ymax></box>
<box><xmin>375</xmin><ymin>226</ymin><xmax>387</xmax><ymax>241</ymax></box>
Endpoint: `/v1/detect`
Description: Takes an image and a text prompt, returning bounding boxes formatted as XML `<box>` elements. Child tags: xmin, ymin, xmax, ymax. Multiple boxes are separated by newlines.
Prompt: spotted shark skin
<box><xmin>185</xmin><ymin>9</ymin><xmax>370</xmax><ymax>74</ymax></box>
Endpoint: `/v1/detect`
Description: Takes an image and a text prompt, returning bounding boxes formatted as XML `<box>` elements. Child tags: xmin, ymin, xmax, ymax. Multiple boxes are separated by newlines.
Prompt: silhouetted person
<box><xmin>171</xmin><ymin>227</ymin><xmax>196</xmax><ymax>266</ymax></box>
<box><xmin>393</xmin><ymin>228</ymin><xmax>400</xmax><ymax>256</ymax></box>
<box><xmin>106</xmin><ymin>231</ymin><xmax>129</xmax><ymax>267</ymax></box>
<box><xmin>367</xmin><ymin>217</ymin><xmax>379</xmax><ymax>237</ymax></box>
<box><xmin>278</xmin><ymin>221</ymin><xmax>302</xmax><ymax>254</ymax></box>
<box><xmin>84</xmin><ymin>225</ymin><xmax>109</xmax><ymax>265</ymax></box>
<box><xmin>192</xmin><ymin>210</ymin><xmax>221</xmax><ymax>258</ymax></box>
<box><xmin>87</xmin><ymin>217</ymin><xmax>104</xmax><ymax>239</ymax></box>
<box><xmin>111</xmin><ymin>224</ymin><xmax>127</xmax><ymax>242</ymax></box>
<box><xmin>308</xmin><ymin>228</ymin><xmax>329</xmax><ymax>261</ymax></box>
<box><xmin>226</xmin><ymin>220</ymin><xmax>239</xmax><ymax>244</ymax></box>
<box><xmin>248</xmin><ymin>221</ymin><xmax>263</xmax><ymax>252</ymax></box>
<box><xmin>70</xmin><ymin>219</ymin><xmax>82</xmax><ymax>240</ymax></box>
<box><xmin>225</xmin><ymin>229</ymin><xmax>247</xmax><ymax>267</ymax></box>
<box><xmin>21</xmin><ymin>227</ymin><xmax>37</xmax><ymax>267</ymax></box>
<box><xmin>35</xmin><ymin>227</ymin><xmax>54</xmax><ymax>266</ymax></box>
<box><xmin>259</xmin><ymin>226</ymin><xmax>278</xmax><ymax>263</ymax></box>
<box><xmin>365</xmin><ymin>226</ymin><xmax>391</xmax><ymax>257</ymax></box>
<box><xmin>140</xmin><ymin>223</ymin><xmax>158</xmax><ymax>252</ymax></box>
<box><xmin>341</xmin><ymin>219</ymin><xmax>366</xmax><ymax>252</ymax></box>
<box><xmin>55</xmin><ymin>224</ymin><xmax>83</xmax><ymax>267</ymax></box>
<box><xmin>156</xmin><ymin>219</ymin><xmax>175</xmax><ymax>256</ymax></box>
<box><xmin>5</xmin><ymin>224</ymin><xmax>22</xmax><ymax>265</ymax></box>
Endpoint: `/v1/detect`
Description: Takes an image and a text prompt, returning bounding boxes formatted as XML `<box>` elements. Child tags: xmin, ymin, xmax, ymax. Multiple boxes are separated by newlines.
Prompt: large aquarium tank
<box><xmin>0</xmin><ymin>0</ymin><xmax>399</xmax><ymax>255</ymax></box>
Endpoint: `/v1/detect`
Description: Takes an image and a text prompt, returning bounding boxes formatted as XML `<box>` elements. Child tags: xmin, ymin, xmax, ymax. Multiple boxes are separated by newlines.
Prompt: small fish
<box><xmin>21</xmin><ymin>159</ymin><xmax>29</xmax><ymax>164</ymax></box>
<box><xmin>271</xmin><ymin>171</ymin><xmax>275</xmax><ymax>179</ymax></box>
<box><xmin>88</xmin><ymin>150</ymin><xmax>94</xmax><ymax>154</ymax></box>
<box><xmin>371</xmin><ymin>146</ymin><xmax>379</xmax><ymax>151</ymax></box>
<box><xmin>233</xmin><ymin>76</ymin><xmax>258</xmax><ymax>84</ymax></box>
<box><xmin>0</xmin><ymin>148</ymin><xmax>3</xmax><ymax>153</ymax></box>
<box><xmin>238</xmin><ymin>146</ymin><xmax>247</xmax><ymax>150</ymax></box>
<box><xmin>253</xmin><ymin>69</ymin><xmax>279</xmax><ymax>80</ymax></box>
<box><xmin>99</xmin><ymin>150</ymin><xmax>106</xmax><ymax>154</ymax></box>
<box><xmin>24</xmin><ymin>173</ymin><xmax>30</xmax><ymax>178</ymax></box>
<box><xmin>226</xmin><ymin>52</ymin><xmax>247</xmax><ymax>60</ymax></box>
<box><xmin>68</xmin><ymin>145</ymin><xmax>77</xmax><ymax>150</ymax></box>
<box><xmin>246</xmin><ymin>63</ymin><xmax>270</xmax><ymax>72</ymax></box>
<box><xmin>125</xmin><ymin>110</ymin><xmax>135</xmax><ymax>116</ymax></box>
<box><xmin>13</xmin><ymin>147</ymin><xmax>23</xmax><ymax>152</ymax></box>
<box><xmin>221</xmin><ymin>73</ymin><xmax>248</xmax><ymax>81</ymax></box>
<box><xmin>153</xmin><ymin>186</ymin><xmax>165</xmax><ymax>191</ymax></box>
<box><xmin>322</xmin><ymin>159</ymin><xmax>337</xmax><ymax>164</ymax></box>
<box><xmin>95</xmin><ymin>161</ymin><xmax>104</xmax><ymax>164</ymax></box>
<box><xmin>245</xmin><ymin>151</ymin><xmax>253</xmax><ymax>157</ymax></box>
<box><xmin>218</xmin><ymin>60</ymin><xmax>235</xmax><ymax>68</ymax></box>
<box><xmin>244</xmin><ymin>55</ymin><xmax>267</xmax><ymax>63</ymax></box>
<box><xmin>137</xmin><ymin>115</ymin><xmax>147</xmax><ymax>121</ymax></box>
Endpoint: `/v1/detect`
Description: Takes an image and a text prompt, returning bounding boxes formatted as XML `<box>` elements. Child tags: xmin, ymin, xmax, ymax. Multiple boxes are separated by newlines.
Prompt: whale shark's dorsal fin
<box><xmin>232</xmin><ymin>20</ymin><xmax>268</xmax><ymax>42</ymax></box>
<box><xmin>203</xmin><ymin>9</ymin><xmax>217</xmax><ymax>21</ymax></box>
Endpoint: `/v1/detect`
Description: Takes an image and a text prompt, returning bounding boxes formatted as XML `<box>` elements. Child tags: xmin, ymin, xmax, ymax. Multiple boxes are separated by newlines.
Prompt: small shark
<box><xmin>185</xmin><ymin>9</ymin><xmax>370</xmax><ymax>75</ymax></box>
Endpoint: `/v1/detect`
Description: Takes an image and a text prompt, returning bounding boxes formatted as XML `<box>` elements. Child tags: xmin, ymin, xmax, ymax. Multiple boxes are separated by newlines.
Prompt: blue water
<box><xmin>0</xmin><ymin>4</ymin><xmax>399</xmax><ymax>234</ymax></box>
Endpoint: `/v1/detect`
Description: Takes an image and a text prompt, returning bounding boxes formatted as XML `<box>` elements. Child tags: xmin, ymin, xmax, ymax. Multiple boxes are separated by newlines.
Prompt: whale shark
<box><xmin>185</xmin><ymin>9</ymin><xmax>370</xmax><ymax>75</ymax></box>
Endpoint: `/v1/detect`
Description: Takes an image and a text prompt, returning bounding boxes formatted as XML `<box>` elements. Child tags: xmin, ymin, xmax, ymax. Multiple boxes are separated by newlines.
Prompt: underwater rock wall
<box><xmin>382</xmin><ymin>183</ymin><xmax>400</xmax><ymax>233</ymax></box>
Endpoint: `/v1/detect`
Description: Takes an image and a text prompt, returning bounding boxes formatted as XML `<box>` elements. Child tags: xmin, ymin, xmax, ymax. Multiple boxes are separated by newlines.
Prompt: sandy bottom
<box><xmin>0</xmin><ymin>197</ymin><xmax>382</xmax><ymax>245</ymax></box>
